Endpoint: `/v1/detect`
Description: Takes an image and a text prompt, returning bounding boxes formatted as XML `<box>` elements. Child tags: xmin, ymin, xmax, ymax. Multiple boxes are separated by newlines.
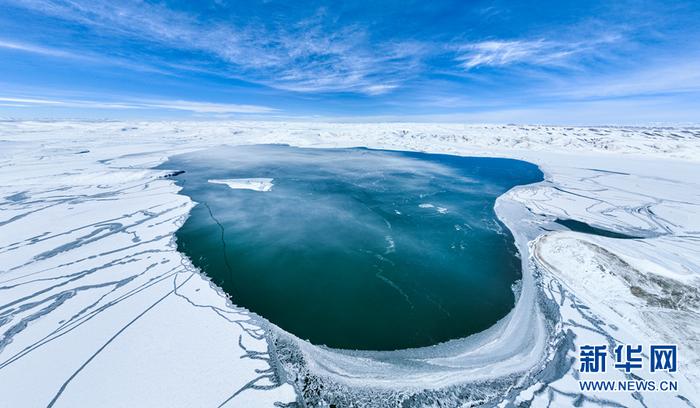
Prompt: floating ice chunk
<box><xmin>384</xmin><ymin>235</ymin><xmax>396</xmax><ymax>254</ymax></box>
<box><xmin>419</xmin><ymin>203</ymin><xmax>448</xmax><ymax>214</ymax></box>
<box><xmin>208</xmin><ymin>178</ymin><xmax>274</xmax><ymax>192</ymax></box>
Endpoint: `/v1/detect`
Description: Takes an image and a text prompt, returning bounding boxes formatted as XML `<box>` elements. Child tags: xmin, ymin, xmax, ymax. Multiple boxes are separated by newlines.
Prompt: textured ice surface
<box><xmin>0</xmin><ymin>121</ymin><xmax>699</xmax><ymax>407</ymax></box>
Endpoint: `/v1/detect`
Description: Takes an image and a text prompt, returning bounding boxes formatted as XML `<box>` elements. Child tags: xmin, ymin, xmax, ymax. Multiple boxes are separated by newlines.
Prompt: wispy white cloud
<box><xmin>1</xmin><ymin>0</ymin><xmax>668</xmax><ymax>104</ymax></box>
<box><xmin>0</xmin><ymin>96</ymin><xmax>277</xmax><ymax>114</ymax></box>
<box><xmin>0</xmin><ymin>39</ymin><xmax>79</xmax><ymax>58</ymax></box>
<box><xmin>457</xmin><ymin>40</ymin><xmax>552</xmax><ymax>69</ymax></box>
<box><xmin>144</xmin><ymin>100</ymin><xmax>276</xmax><ymax>114</ymax></box>
<box><xmin>0</xmin><ymin>37</ymin><xmax>175</xmax><ymax>76</ymax></box>
<box><xmin>4</xmin><ymin>0</ymin><xmax>426</xmax><ymax>95</ymax></box>
<box><xmin>455</xmin><ymin>33</ymin><xmax>622</xmax><ymax>70</ymax></box>
<box><xmin>362</xmin><ymin>84</ymin><xmax>400</xmax><ymax>96</ymax></box>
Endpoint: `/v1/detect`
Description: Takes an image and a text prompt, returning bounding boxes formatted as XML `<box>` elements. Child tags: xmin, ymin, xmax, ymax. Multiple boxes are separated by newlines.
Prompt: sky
<box><xmin>1</xmin><ymin>0</ymin><xmax>699</xmax><ymax>124</ymax></box>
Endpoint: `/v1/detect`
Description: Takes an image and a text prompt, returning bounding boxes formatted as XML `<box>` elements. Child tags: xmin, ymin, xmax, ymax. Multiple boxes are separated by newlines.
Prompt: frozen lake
<box><xmin>3</xmin><ymin>121</ymin><xmax>698</xmax><ymax>407</ymax></box>
<box><xmin>163</xmin><ymin>145</ymin><xmax>543</xmax><ymax>350</ymax></box>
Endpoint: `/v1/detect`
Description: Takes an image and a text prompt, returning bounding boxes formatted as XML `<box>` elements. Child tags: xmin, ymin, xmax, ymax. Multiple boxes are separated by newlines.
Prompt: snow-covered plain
<box><xmin>0</xmin><ymin>121</ymin><xmax>698</xmax><ymax>407</ymax></box>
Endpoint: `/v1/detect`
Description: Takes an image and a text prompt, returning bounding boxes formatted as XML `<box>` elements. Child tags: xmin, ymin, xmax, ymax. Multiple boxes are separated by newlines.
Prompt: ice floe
<box><xmin>208</xmin><ymin>178</ymin><xmax>274</xmax><ymax>192</ymax></box>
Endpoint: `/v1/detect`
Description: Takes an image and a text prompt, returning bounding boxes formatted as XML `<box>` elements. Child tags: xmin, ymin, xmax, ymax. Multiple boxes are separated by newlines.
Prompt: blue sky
<box><xmin>1</xmin><ymin>0</ymin><xmax>699</xmax><ymax>123</ymax></box>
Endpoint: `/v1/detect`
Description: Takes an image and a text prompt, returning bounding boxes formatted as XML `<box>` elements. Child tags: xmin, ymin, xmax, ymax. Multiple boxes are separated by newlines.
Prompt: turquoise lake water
<box><xmin>163</xmin><ymin>145</ymin><xmax>543</xmax><ymax>350</ymax></box>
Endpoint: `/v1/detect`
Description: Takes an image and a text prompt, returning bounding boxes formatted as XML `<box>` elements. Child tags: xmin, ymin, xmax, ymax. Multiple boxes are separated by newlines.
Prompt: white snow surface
<box><xmin>0</xmin><ymin>121</ymin><xmax>699</xmax><ymax>407</ymax></box>
<box><xmin>209</xmin><ymin>178</ymin><xmax>274</xmax><ymax>192</ymax></box>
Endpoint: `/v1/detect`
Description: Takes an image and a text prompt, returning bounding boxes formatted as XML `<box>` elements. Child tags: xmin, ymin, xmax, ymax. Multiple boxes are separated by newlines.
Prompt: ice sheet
<box><xmin>1</xmin><ymin>120</ymin><xmax>698</xmax><ymax>407</ymax></box>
